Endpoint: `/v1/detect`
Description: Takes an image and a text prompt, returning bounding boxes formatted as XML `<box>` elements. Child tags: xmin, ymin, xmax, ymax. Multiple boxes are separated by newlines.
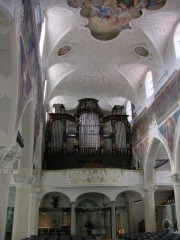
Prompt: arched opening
<box><xmin>38</xmin><ymin>192</ymin><xmax>71</xmax><ymax>235</ymax></box>
<box><xmin>115</xmin><ymin>191</ymin><xmax>144</xmax><ymax>235</ymax></box>
<box><xmin>144</xmin><ymin>137</ymin><xmax>175</xmax><ymax>233</ymax></box>
<box><xmin>76</xmin><ymin>193</ymin><xmax>111</xmax><ymax>239</ymax></box>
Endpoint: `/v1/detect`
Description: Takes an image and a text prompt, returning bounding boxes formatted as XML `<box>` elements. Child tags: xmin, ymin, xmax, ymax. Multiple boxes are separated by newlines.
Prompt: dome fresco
<box><xmin>67</xmin><ymin>0</ymin><xmax>166</xmax><ymax>40</ymax></box>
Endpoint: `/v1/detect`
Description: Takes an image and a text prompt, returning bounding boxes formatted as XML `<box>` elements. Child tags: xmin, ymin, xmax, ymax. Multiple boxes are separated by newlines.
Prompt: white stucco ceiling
<box><xmin>42</xmin><ymin>0</ymin><xmax>180</xmax><ymax>111</ymax></box>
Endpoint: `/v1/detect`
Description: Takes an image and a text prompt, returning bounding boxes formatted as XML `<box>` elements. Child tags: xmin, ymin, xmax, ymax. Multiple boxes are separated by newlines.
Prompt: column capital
<box><xmin>0</xmin><ymin>145</ymin><xmax>21</xmax><ymax>175</ymax></box>
<box><xmin>0</xmin><ymin>145</ymin><xmax>21</xmax><ymax>162</ymax></box>
<box><xmin>171</xmin><ymin>173</ymin><xmax>180</xmax><ymax>184</ymax></box>
<box><xmin>70</xmin><ymin>201</ymin><xmax>76</xmax><ymax>206</ymax></box>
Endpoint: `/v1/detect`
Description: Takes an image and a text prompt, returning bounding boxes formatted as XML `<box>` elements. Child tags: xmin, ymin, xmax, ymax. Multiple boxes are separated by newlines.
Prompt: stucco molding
<box><xmin>14</xmin><ymin>174</ymin><xmax>36</xmax><ymax>188</ymax></box>
<box><xmin>0</xmin><ymin>145</ymin><xmax>21</xmax><ymax>174</ymax></box>
<box><xmin>171</xmin><ymin>173</ymin><xmax>180</xmax><ymax>184</ymax></box>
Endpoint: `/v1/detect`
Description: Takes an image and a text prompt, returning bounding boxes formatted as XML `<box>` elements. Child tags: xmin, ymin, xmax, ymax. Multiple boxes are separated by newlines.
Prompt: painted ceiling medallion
<box><xmin>57</xmin><ymin>45</ymin><xmax>71</xmax><ymax>56</ymax></box>
<box><xmin>67</xmin><ymin>0</ymin><xmax>166</xmax><ymax>41</ymax></box>
<box><xmin>134</xmin><ymin>46</ymin><xmax>149</xmax><ymax>57</ymax></box>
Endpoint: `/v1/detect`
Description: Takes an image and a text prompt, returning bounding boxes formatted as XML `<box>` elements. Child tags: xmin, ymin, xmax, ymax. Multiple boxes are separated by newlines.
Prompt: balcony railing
<box><xmin>43</xmin><ymin>147</ymin><xmax>132</xmax><ymax>170</ymax></box>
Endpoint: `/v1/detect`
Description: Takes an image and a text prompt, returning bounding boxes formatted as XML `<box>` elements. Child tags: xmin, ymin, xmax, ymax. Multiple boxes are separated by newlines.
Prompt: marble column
<box><xmin>124</xmin><ymin>193</ymin><xmax>135</xmax><ymax>233</ymax></box>
<box><xmin>28</xmin><ymin>187</ymin><xmax>40</xmax><ymax>236</ymax></box>
<box><xmin>0</xmin><ymin>145</ymin><xmax>20</xmax><ymax>240</ymax></box>
<box><xmin>111</xmin><ymin>201</ymin><xmax>116</xmax><ymax>240</ymax></box>
<box><xmin>70</xmin><ymin>201</ymin><xmax>76</xmax><ymax>235</ymax></box>
<box><xmin>172</xmin><ymin>174</ymin><xmax>180</xmax><ymax>233</ymax></box>
<box><xmin>11</xmin><ymin>174</ymin><xmax>35</xmax><ymax>240</ymax></box>
<box><xmin>143</xmin><ymin>187</ymin><xmax>156</xmax><ymax>232</ymax></box>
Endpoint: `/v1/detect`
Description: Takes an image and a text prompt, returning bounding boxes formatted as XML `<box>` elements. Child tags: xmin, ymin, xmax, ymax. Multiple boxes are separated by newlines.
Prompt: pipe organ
<box><xmin>44</xmin><ymin>98</ymin><xmax>132</xmax><ymax>169</ymax></box>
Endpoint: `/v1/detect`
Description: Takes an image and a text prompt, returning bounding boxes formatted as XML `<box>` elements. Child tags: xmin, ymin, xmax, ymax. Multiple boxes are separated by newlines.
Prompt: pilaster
<box><xmin>143</xmin><ymin>186</ymin><xmax>156</xmax><ymax>232</ymax></box>
<box><xmin>111</xmin><ymin>201</ymin><xmax>116</xmax><ymax>240</ymax></box>
<box><xmin>70</xmin><ymin>201</ymin><xmax>76</xmax><ymax>235</ymax></box>
<box><xmin>171</xmin><ymin>173</ymin><xmax>180</xmax><ymax>233</ymax></box>
<box><xmin>0</xmin><ymin>145</ymin><xmax>20</xmax><ymax>240</ymax></box>
<box><xmin>11</xmin><ymin>174</ymin><xmax>36</xmax><ymax>240</ymax></box>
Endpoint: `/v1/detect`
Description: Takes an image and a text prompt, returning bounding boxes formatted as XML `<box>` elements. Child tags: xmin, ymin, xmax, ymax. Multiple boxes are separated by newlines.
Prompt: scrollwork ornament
<box><xmin>171</xmin><ymin>174</ymin><xmax>180</xmax><ymax>184</ymax></box>
<box><xmin>0</xmin><ymin>145</ymin><xmax>21</xmax><ymax>173</ymax></box>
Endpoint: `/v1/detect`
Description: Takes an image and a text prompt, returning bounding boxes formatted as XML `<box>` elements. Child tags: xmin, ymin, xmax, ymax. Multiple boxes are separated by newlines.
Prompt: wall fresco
<box><xmin>133</xmin><ymin>136</ymin><xmax>149</xmax><ymax>168</ymax></box>
<box><xmin>16</xmin><ymin>0</ymin><xmax>44</xmax><ymax>155</ymax></box>
<box><xmin>16</xmin><ymin>36</ymin><xmax>32</xmax><ymax>128</ymax></box>
<box><xmin>159</xmin><ymin>109</ymin><xmax>180</xmax><ymax>155</ymax></box>
<box><xmin>132</xmin><ymin>70</ymin><xmax>180</xmax><ymax>144</ymax></box>
<box><xmin>67</xmin><ymin>0</ymin><xmax>166</xmax><ymax>40</ymax></box>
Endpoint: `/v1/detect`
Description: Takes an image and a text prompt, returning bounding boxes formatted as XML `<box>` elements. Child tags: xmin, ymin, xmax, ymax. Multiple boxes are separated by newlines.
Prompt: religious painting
<box><xmin>132</xmin><ymin>70</ymin><xmax>180</xmax><ymax>143</ymax></box>
<box><xmin>133</xmin><ymin>136</ymin><xmax>149</xmax><ymax>168</ymax></box>
<box><xmin>22</xmin><ymin>0</ymin><xmax>37</xmax><ymax>78</ymax></box>
<box><xmin>159</xmin><ymin>109</ymin><xmax>180</xmax><ymax>154</ymax></box>
<box><xmin>134</xmin><ymin>46</ymin><xmax>149</xmax><ymax>57</ymax></box>
<box><xmin>67</xmin><ymin>0</ymin><xmax>166</xmax><ymax>40</ymax></box>
<box><xmin>57</xmin><ymin>45</ymin><xmax>71</xmax><ymax>56</ymax></box>
<box><xmin>21</xmin><ymin>0</ymin><xmax>45</xmax><ymax>154</ymax></box>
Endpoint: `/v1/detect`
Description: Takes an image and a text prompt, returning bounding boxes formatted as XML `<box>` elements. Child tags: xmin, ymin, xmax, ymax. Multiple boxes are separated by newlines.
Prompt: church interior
<box><xmin>0</xmin><ymin>0</ymin><xmax>180</xmax><ymax>240</ymax></box>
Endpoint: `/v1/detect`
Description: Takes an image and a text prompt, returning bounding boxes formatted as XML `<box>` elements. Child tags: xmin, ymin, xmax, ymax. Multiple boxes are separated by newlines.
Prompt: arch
<box><xmin>115</xmin><ymin>190</ymin><xmax>144</xmax><ymax>233</ymax></box>
<box><xmin>144</xmin><ymin>134</ymin><xmax>172</xmax><ymax>186</ymax></box>
<box><xmin>39</xmin><ymin>190</ymin><xmax>71</xmax><ymax>206</ymax></box>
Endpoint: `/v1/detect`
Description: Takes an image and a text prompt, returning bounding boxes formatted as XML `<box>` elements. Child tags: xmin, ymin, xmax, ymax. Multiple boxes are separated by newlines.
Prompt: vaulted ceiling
<box><xmin>42</xmin><ymin>0</ymin><xmax>180</xmax><ymax>111</ymax></box>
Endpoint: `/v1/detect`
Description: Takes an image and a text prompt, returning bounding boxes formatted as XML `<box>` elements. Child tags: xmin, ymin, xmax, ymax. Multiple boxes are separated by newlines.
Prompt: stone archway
<box><xmin>76</xmin><ymin>192</ymin><xmax>111</xmax><ymax>239</ymax></box>
<box><xmin>38</xmin><ymin>191</ymin><xmax>71</xmax><ymax>235</ymax></box>
<box><xmin>115</xmin><ymin>190</ymin><xmax>144</xmax><ymax>234</ymax></box>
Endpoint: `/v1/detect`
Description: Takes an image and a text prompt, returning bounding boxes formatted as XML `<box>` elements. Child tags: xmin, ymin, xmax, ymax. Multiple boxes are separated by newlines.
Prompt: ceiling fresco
<box><xmin>67</xmin><ymin>0</ymin><xmax>166</xmax><ymax>40</ymax></box>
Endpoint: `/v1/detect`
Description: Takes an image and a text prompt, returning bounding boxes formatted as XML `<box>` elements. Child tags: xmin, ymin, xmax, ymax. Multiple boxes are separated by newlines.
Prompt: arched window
<box><xmin>126</xmin><ymin>101</ymin><xmax>132</xmax><ymax>122</ymax></box>
<box><xmin>174</xmin><ymin>24</ymin><xmax>180</xmax><ymax>60</ymax></box>
<box><xmin>145</xmin><ymin>71</ymin><xmax>154</xmax><ymax>98</ymax></box>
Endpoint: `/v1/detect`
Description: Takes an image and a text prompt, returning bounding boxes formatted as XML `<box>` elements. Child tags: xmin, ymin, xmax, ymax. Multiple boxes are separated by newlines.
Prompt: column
<box><xmin>71</xmin><ymin>201</ymin><xmax>76</xmax><ymax>235</ymax></box>
<box><xmin>111</xmin><ymin>201</ymin><xmax>116</xmax><ymax>240</ymax></box>
<box><xmin>143</xmin><ymin>187</ymin><xmax>156</xmax><ymax>232</ymax></box>
<box><xmin>28</xmin><ymin>187</ymin><xmax>41</xmax><ymax>236</ymax></box>
<box><xmin>0</xmin><ymin>168</ymin><xmax>11</xmax><ymax>240</ymax></box>
<box><xmin>11</xmin><ymin>174</ymin><xmax>35</xmax><ymax>240</ymax></box>
<box><xmin>172</xmin><ymin>174</ymin><xmax>180</xmax><ymax>233</ymax></box>
<box><xmin>124</xmin><ymin>193</ymin><xmax>135</xmax><ymax>233</ymax></box>
<box><xmin>0</xmin><ymin>145</ymin><xmax>20</xmax><ymax>240</ymax></box>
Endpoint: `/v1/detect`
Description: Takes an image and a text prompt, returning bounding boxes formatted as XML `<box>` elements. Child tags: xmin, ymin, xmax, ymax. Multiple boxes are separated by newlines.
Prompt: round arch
<box><xmin>144</xmin><ymin>133</ymin><xmax>172</xmax><ymax>186</ymax></box>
